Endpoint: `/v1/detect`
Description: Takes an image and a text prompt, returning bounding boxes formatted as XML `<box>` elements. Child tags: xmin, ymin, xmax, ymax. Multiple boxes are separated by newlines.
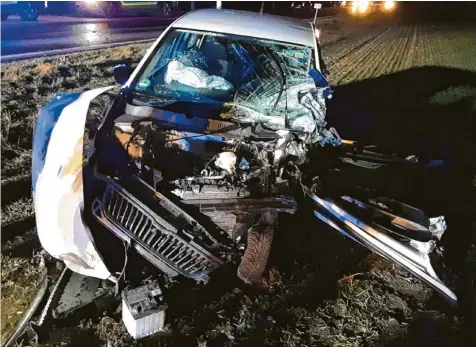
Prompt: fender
<box><xmin>32</xmin><ymin>86</ymin><xmax>114</xmax><ymax>280</ymax></box>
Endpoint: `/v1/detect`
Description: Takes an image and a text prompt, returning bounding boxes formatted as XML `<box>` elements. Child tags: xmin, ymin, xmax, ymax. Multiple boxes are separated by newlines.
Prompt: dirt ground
<box><xmin>1</xmin><ymin>14</ymin><xmax>475</xmax><ymax>347</ymax></box>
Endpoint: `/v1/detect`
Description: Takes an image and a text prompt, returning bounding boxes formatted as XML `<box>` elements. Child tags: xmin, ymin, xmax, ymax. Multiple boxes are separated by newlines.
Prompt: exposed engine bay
<box><xmin>112</xmin><ymin>112</ymin><xmax>310</xmax><ymax>244</ymax></box>
<box><xmin>110</xmin><ymin>86</ymin><xmax>338</xmax><ymax>243</ymax></box>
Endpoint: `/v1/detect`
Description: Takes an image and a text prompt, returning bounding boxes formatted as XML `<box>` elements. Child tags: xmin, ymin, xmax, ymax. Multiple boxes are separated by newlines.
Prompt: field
<box><xmin>1</xmin><ymin>15</ymin><xmax>475</xmax><ymax>347</ymax></box>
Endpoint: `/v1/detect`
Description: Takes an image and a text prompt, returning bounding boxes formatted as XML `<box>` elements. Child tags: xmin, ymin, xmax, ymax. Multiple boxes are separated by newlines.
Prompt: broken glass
<box><xmin>133</xmin><ymin>29</ymin><xmax>321</xmax><ymax>134</ymax></box>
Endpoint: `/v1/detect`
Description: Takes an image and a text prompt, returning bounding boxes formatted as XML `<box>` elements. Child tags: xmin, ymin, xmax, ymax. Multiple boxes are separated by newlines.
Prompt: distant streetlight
<box><xmin>216</xmin><ymin>1</ymin><xmax>222</xmax><ymax>9</ymax></box>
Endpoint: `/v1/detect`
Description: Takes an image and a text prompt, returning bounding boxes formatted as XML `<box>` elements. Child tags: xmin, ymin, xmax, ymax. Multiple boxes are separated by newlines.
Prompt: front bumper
<box><xmin>91</xmin><ymin>177</ymin><xmax>223</xmax><ymax>281</ymax></box>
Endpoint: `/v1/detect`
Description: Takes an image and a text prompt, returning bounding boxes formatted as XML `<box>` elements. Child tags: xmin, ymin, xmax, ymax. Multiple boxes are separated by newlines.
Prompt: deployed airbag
<box><xmin>164</xmin><ymin>60</ymin><xmax>234</xmax><ymax>91</ymax></box>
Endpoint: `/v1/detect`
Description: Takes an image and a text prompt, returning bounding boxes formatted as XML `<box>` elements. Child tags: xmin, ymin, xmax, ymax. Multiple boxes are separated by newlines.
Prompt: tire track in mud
<box><xmin>385</xmin><ymin>25</ymin><xmax>412</xmax><ymax>73</ymax></box>
<box><xmin>422</xmin><ymin>23</ymin><xmax>440</xmax><ymax>66</ymax></box>
<box><xmin>1</xmin><ymin>174</ymin><xmax>31</xmax><ymax>205</ymax></box>
<box><xmin>328</xmin><ymin>27</ymin><xmax>392</xmax><ymax>84</ymax></box>
<box><xmin>330</xmin><ymin>29</ymin><xmax>388</xmax><ymax>84</ymax></box>
<box><xmin>328</xmin><ymin>24</ymin><xmax>422</xmax><ymax>85</ymax></box>
<box><xmin>380</xmin><ymin>25</ymin><xmax>414</xmax><ymax>75</ymax></box>
<box><xmin>1</xmin><ymin>228</ymin><xmax>40</xmax><ymax>257</ymax></box>
<box><xmin>1</xmin><ymin>197</ymin><xmax>36</xmax><ymax>243</ymax></box>
<box><xmin>324</xmin><ymin>26</ymin><xmax>390</xmax><ymax>66</ymax></box>
<box><xmin>403</xmin><ymin>24</ymin><xmax>419</xmax><ymax>69</ymax></box>
<box><xmin>349</xmin><ymin>26</ymin><xmax>401</xmax><ymax>83</ymax></box>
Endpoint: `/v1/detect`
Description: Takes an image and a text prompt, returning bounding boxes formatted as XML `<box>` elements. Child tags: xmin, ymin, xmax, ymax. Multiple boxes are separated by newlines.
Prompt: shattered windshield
<box><xmin>133</xmin><ymin>29</ymin><xmax>317</xmax><ymax>132</ymax></box>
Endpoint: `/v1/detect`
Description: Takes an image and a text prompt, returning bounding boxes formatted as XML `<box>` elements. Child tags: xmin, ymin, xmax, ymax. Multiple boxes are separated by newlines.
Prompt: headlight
<box><xmin>383</xmin><ymin>0</ymin><xmax>395</xmax><ymax>11</ymax></box>
<box><xmin>359</xmin><ymin>0</ymin><xmax>369</xmax><ymax>13</ymax></box>
<box><xmin>351</xmin><ymin>1</ymin><xmax>370</xmax><ymax>15</ymax></box>
<box><xmin>84</xmin><ymin>0</ymin><xmax>97</xmax><ymax>7</ymax></box>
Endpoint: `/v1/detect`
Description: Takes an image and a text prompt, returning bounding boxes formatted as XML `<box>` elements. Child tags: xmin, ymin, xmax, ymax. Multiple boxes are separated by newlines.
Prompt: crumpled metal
<box><xmin>298</xmin><ymin>88</ymin><xmax>342</xmax><ymax>146</ymax></box>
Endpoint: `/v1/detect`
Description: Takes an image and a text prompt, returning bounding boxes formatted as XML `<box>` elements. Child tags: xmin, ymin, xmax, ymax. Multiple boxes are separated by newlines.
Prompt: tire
<box><xmin>237</xmin><ymin>211</ymin><xmax>277</xmax><ymax>284</ymax></box>
<box><xmin>157</xmin><ymin>2</ymin><xmax>171</xmax><ymax>17</ymax></box>
<box><xmin>19</xmin><ymin>3</ymin><xmax>39</xmax><ymax>21</ymax></box>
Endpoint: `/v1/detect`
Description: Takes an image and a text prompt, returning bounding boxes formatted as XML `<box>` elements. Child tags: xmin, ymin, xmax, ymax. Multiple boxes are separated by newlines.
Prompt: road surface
<box><xmin>1</xmin><ymin>15</ymin><xmax>175</xmax><ymax>57</ymax></box>
<box><xmin>0</xmin><ymin>13</ymin><xmax>337</xmax><ymax>60</ymax></box>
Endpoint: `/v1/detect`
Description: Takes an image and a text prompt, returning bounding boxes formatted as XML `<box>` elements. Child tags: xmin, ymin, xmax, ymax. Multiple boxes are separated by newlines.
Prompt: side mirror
<box><xmin>113</xmin><ymin>64</ymin><xmax>132</xmax><ymax>85</ymax></box>
<box><xmin>308</xmin><ymin>68</ymin><xmax>329</xmax><ymax>88</ymax></box>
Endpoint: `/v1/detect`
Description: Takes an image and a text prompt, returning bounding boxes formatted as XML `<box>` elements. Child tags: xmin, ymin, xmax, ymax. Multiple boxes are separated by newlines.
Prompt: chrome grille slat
<box><xmin>125</xmin><ymin>207</ymin><xmax>136</xmax><ymax>230</ymax></box>
<box><xmin>170</xmin><ymin>247</ymin><xmax>188</xmax><ymax>262</ymax></box>
<box><xmin>182</xmin><ymin>255</ymin><xmax>200</xmax><ymax>270</ymax></box>
<box><xmin>115</xmin><ymin>194</ymin><xmax>125</xmax><ymax>218</ymax></box>
<box><xmin>146</xmin><ymin>231</ymin><xmax>157</xmax><ymax>246</ymax></box>
<box><xmin>94</xmin><ymin>181</ymin><xmax>222</xmax><ymax>279</ymax></box>
<box><xmin>120</xmin><ymin>202</ymin><xmax>130</xmax><ymax>224</ymax></box>
<box><xmin>137</xmin><ymin>219</ymin><xmax>150</xmax><ymax>238</ymax></box>
<box><xmin>176</xmin><ymin>252</ymin><xmax>193</xmax><ymax>266</ymax></box>
<box><xmin>161</xmin><ymin>239</ymin><xmax>176</xmax><ymax>255</ymax></box>
<box><xmin>156</xmin><ymin>237</ymin><xmax>171</xmax><ymax>252</ymax></box>
<box><xmin>132</xmin><ymin>214</ymin><xmax>145</xmax><ymax>235</ymax></box>
<box><xmin>109</xmin><ymin>192</ymin><xmax>118</xmax><ymax>214</ymax></box>
<box><xmin>184</xmin><ymin>256</ymin><xmax>202</xmax><ymax>271</ymax></box>
<box><xmin>168</xmin><ymin>242</ymin><xmax>183</xmax><ymax>258</ymax></box>
<box><xmin>152</xmin><ymin>235</ymin><xmax>167</xmax><ymax>249</ymax></box>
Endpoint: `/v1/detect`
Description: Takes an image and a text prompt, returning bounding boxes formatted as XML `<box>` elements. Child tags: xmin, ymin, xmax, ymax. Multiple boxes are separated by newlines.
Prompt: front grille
<box><xmin>92</xmin><ymin>180</ymin><xmax>223</xmax><ymax>279</ymax></box>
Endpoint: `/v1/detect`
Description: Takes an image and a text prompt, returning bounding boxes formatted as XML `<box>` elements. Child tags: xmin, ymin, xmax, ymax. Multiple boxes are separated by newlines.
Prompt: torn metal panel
<box><xmin>311</xmin><ymin>193</ymin><xmax>457</xmax><ymax>306</ymax></box>
<box><xmin>32</xmin><ymin>86</ymin><xmax>113</xmax><ymax>280</ymax></box>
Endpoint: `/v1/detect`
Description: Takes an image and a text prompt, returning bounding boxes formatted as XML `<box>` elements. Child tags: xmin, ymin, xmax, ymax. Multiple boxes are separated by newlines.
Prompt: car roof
<box><xmin>171</xmin><ymin>9</ymin><xmax>315</xmax><ymax>47</ymax></box>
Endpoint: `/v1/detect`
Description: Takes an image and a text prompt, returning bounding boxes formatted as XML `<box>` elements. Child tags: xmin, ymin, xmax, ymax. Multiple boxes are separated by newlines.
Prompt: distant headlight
<box><xmin>84</xmin><ymin>0</ymin><xmax>97</xmax><ymax>8</ymax></box>
<box><xmin>359</xmin><ymin>0</ymin><xmax>369</xmax><ymax>13</ymax></box>
<box><xmin>384</xmin><ymin>0</ymin><xmax>396</xmax><ymax>11</ymax></box>
<box><xmin>351</xmin><ymin>1</ymin><xmax>369</xmax><ymax>15</ymax></box>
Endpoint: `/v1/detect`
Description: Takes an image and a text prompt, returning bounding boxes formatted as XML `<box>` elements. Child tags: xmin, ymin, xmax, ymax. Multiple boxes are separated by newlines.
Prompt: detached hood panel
<box><xmin>32</xmin><ymin>86</ymin><xmax>113</xmax><ymax>280</ymax></box>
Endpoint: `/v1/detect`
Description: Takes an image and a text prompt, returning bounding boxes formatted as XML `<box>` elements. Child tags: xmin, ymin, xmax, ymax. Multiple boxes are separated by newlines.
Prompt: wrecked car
<box><xmin>31</xmin><ymin>8</ymin><xmax>457</xmax><ymax>339</ymax></box>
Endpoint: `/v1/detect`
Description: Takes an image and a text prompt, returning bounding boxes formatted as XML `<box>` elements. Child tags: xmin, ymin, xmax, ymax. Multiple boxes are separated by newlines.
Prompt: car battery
<box><xmin>121</xmin><ymin>283</ymin><xmax>167</xmax><ymax>339</ymax></box>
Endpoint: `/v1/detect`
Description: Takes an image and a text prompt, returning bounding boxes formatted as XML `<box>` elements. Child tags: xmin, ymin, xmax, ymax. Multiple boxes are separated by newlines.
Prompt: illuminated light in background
<box><xmin>384</xmin><ymin>0</ymin><xmax>396</xmax><ymax>11</ymax></box>
<box><xmin>358</xmin><ymin>0</ymin><xmax>370</xmax><ymax>14</ymax></box>
<box><xmin>350</xmin><ymin>0</ymin><xmax>371</xmax><ymax>15</ymax></box>
<box><xmin>84</xmin><ymin>0</ymin><xmax>97</xmax><ymax>8</ymax></box>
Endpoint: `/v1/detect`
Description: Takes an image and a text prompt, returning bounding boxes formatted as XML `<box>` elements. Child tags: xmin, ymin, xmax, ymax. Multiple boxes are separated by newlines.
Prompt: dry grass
<box><xmin>37</xmin><ymin>63</ymin><xmax>56</xmax><ymax>76</ymax></box>
<box><xmin>0</xmin><ymin>255</ymin><xmax>42</xmax><ymax>342</ymax></box>
<box><xmin>328</xmin><ymin>23</ymin><xmax>476</xmax><ymax>85</ymax></box>
<box><xmin>1</xmin><ymin>197</ymin><xmax>34</xmax><ymax>226</ymax></box>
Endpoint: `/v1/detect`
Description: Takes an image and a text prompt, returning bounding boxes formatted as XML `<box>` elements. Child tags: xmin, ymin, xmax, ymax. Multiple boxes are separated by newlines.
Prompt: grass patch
<box><xmin>1</xmin><ymin>197</ymin><xmax>34</xmax><ymax>227</ymax></box>
<box><xmin>1</xmin><ymin>43</ymin><xmax>149</xmax><ymax>154</ymax></box>
<box><xmin>0</xmin><ymin>255</ymin><xmax>42</xmax><ymax>343</ymax></box>
<box><xmin>429</xmin><ymin>85</ymin><xmax>476</xmax><ymax>108</ymax></box>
